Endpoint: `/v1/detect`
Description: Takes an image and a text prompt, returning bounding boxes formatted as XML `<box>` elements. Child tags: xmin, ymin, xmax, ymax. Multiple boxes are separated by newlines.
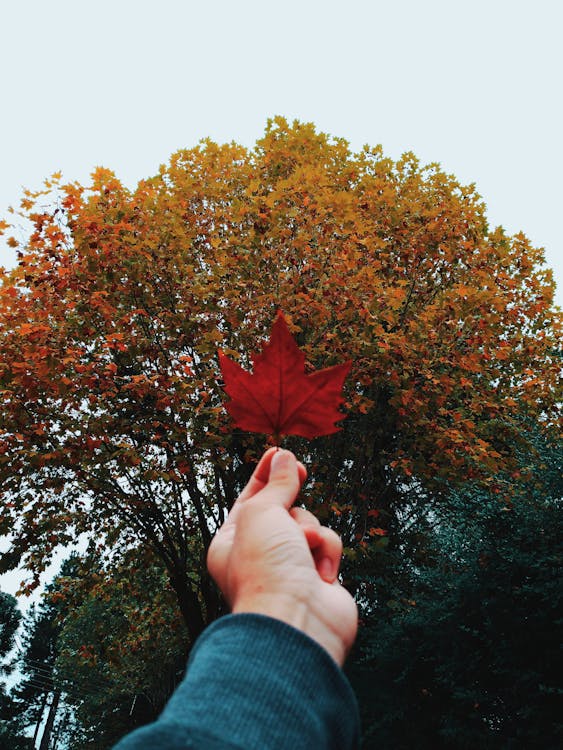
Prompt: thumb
<box><xmin>258</xmin><ymin>449</ymin><xmax>301</xmax><ymax>509</ymax></box>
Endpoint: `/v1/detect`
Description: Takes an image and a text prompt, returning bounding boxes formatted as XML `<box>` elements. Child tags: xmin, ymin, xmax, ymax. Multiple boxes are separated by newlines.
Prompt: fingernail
<box><xmin>319</xmin><ymin>557</ymin><xmax>334</xmax><ymax>581</ymax></box>
<box><xmin>271</xmin><ymin>449</ymin><xmax>292</xmax><ymax>472</ymax></box>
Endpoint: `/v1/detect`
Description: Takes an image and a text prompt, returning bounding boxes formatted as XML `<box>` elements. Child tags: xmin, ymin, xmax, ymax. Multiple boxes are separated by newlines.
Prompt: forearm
<box><xmin>112</xmin><ymin>614</ymin><xmax>360</xmax><ymax>750</ymax></box>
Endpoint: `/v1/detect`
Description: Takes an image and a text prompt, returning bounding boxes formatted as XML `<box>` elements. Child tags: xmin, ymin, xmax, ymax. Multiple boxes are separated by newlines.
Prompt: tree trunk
<box><xmin>200</xmin><ymin>569</ymin><xmax>225</xmax><ymax>624</ymax></box>
<box><xmin>39</xmin><ymin>690</ymin><xmax>60</xmax><ymax>750</ymax></box>
<box><xmin>168</xmin><ymin>569</ymin><xmax>206</xmax><ymax>643</ymax></box>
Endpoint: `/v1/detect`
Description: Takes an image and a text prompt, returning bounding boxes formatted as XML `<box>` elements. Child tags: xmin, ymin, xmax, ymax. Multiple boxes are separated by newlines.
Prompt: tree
<box><xmin>0</xmin><ymin>591</ymin><xmax>33</xmax><ymax>750</ymax></box>
<box><xmin>0</xmin><ymin>592</ymin><xmax>20</xmax><ymax>665</ymax></box>
<box><xmin>351</xmin><ymin>425</ymin><xmax>563</xmax><ymax>749</ymax></box>
<box><xmin>3</xmin><ymin>550</ymin><xmax>189</xmax><ymax>749</ymax></box>
<box><xmin>53</xmin><ymin>549</ymin><xmax>189</xmax><ymax>749</ymax></box>
<box><xmin>11</xmin><ymin>593</ymin><xmax>62</xmax><ymax>749</ymax></box>
<box><xmin>0</xmin><ymin>117</ymin><xmax>560</xmax><ymax>639</ymax></box>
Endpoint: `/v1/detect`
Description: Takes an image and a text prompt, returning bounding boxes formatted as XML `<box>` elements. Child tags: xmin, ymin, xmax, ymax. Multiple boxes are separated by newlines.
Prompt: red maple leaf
<box><xmin>218</xmin><ymin>312</ymin><xmax>351</xmax><ymax>440</ymax></box>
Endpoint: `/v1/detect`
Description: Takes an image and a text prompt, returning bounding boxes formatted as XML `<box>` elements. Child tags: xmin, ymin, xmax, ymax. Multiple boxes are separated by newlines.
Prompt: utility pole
<box><xmin>32</xmin><ymin>692</ymin><xmax>49</xmax><ymax>747</ymax></box>
<box><xmin>50</xmin><ymin>704</ymin><xmax>68</xmax><ymax>749</ymax></box>
<box><xmin>38</xmin><ymin>690</ymin><xmax>60</xmax><ymax>750</ymax></box>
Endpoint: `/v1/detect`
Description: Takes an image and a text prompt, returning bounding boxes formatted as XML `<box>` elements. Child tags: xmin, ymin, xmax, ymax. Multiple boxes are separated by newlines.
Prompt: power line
<box><xmin>17</xmin><ymin>656</ymin><xmax>114</xmax><ymax>692</ymax></box>
<box><xmin>13</xmin><ymin>665</ymin><xmax>141</xmax><ymax>706</ymax></box>
<box><xmin>16</xmin><ymin>677</ymin><xmax>99</xmax><ymax>706</ymax></box>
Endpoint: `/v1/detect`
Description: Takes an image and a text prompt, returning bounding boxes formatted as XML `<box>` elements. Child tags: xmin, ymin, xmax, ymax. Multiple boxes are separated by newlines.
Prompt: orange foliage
<box><xmin>0</xmin><ymin>118</ymin><xmax>560</xmax><ymax>629</ymax></box>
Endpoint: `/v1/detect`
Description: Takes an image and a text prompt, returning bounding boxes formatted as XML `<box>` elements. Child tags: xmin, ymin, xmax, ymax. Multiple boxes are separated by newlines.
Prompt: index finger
<box><xmin>231</xmin><ymin>448</ymin><xmax>307</xmax><ymax>516</ymax></box>
<box><xmin>236</xmin><ymin>447</ymin><xmax>279</xmax><ymax>503</ymax></box>
<box><xmin>222</xmin><ymin>448</ymin><xmax>278</xmax><ymax>527</ymax></box>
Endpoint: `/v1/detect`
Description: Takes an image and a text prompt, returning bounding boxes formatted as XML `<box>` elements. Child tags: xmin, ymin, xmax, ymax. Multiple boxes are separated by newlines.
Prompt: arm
<box><xmin>114</xmin><ymin>614</ymin><xmax>359</xmax><ymax>750</ymax></box>
<box><xmin>113</xmin><ymin>449</ymin><xmax>360</xmax><ymax>749</ymax></box>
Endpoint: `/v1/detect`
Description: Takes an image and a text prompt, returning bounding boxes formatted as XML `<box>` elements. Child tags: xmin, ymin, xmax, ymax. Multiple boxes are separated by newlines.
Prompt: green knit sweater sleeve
<box><xmin>113</xmin><ymin>613</ymin><xmax>360</xmax><ymax>750</ymax></box>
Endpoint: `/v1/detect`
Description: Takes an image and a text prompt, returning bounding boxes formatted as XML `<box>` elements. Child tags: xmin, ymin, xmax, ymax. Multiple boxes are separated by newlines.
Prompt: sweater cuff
<box><xmin>162</xmin><ymin>613</ymin><xmax>360</xmax><ymax>749</ymax></box>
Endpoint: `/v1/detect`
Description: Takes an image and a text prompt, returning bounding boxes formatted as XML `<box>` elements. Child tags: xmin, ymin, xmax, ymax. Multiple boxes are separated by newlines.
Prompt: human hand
<box><xmin>207</xmin><ymin>448</ymin><xmax>358</xmax><ymax>666</ymax></box>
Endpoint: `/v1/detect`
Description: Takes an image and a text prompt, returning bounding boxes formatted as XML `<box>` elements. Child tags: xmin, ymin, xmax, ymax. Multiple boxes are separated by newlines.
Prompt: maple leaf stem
<box><xmin>269</xmin><ymin>432</ymin><xmax>281</xmax><ymax>447</ymax></box>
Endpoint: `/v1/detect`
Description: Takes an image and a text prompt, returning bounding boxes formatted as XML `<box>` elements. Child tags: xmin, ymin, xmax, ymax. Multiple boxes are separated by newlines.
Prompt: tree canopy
<box><xmin>0</xmin><ymin>118</ymin><xmax>560</xmax><ymax>638</ymax></box>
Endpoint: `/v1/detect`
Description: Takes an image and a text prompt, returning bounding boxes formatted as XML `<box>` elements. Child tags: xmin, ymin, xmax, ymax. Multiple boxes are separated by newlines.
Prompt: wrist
<box><xmin>232</xmin><ymin>590</ymin><xmax>348</xmax><ymax>666</ymax></box>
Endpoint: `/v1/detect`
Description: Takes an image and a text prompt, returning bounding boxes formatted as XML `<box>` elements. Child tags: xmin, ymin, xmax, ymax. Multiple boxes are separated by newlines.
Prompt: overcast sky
<box><xmin>1</xmin><ymin>0</ymin><xmax>562</xmax><ymax>598</ymax></box>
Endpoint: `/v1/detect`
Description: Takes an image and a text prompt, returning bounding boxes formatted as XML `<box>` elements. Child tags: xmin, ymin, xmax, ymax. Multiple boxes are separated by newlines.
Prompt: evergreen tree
<box><xmin>53</xmin><ymin>549</ymin><xmax>189</xmax><ymax>749</ymax></box>
<box><xmin>351</xmin><ymin>427</ymin><xmax>562</xmax><ymax>749</ymax></box>
<box><xmin>0</xmin><ymin>591</ymin><xmax>32</xmax><ymax>749</ymax></box>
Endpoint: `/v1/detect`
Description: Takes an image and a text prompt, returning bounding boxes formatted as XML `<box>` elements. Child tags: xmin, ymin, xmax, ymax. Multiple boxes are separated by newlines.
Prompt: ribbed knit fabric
<box><xmin>113</xmin><ymin>613</ymin><xmax>360</xmax><ymax>749</ymax></box>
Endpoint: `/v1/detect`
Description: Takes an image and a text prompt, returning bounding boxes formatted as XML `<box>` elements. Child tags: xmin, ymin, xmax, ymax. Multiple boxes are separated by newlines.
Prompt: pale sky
<box><xmin>1</xmin><ymin>0</ymin><xmax>562</xmax><ymax>599</ymax></box>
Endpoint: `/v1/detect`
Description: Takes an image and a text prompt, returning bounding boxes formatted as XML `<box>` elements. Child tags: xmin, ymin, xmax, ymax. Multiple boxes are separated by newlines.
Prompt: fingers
<box><xmin>289</xmin><ymin>506</ymin><xmax>321</xmax><ymax>528</ymax></box>
<box><xmin>218</xmin><ymin>448</ymin><xmax>307</xmax><ymax>530</ymax></box>
<box><xmin>261</xmin><ymin>449</ymin><xmax>306</xmax><ymax>496</ymax></box>
<box><xmin>308</xmin><ymin>526</ymin><xmax>343</xmax><ymax>583</ymax></box>
<box><xmin>238</xmin><ymin>449</ymin><xmax>306</xmax><ymax>513</ymax></box>
<box><xmin>236</xmin><ymin>447</ymin><xmax>278</xmax><ymax>503</ymax></box>
<box><xmin>237</xmin><ymin>448</ymin><xmax>307</xmax><ymax>504</ymax></box>
<box><xmin>290</xmin><ymin>507</ymin><xmax>343</xmax><ymax>584</ymax></box>
<box><xmin>258</xmin><ymin>449</ymin><xmax>305</xmax><ymax>509</ymax></box>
